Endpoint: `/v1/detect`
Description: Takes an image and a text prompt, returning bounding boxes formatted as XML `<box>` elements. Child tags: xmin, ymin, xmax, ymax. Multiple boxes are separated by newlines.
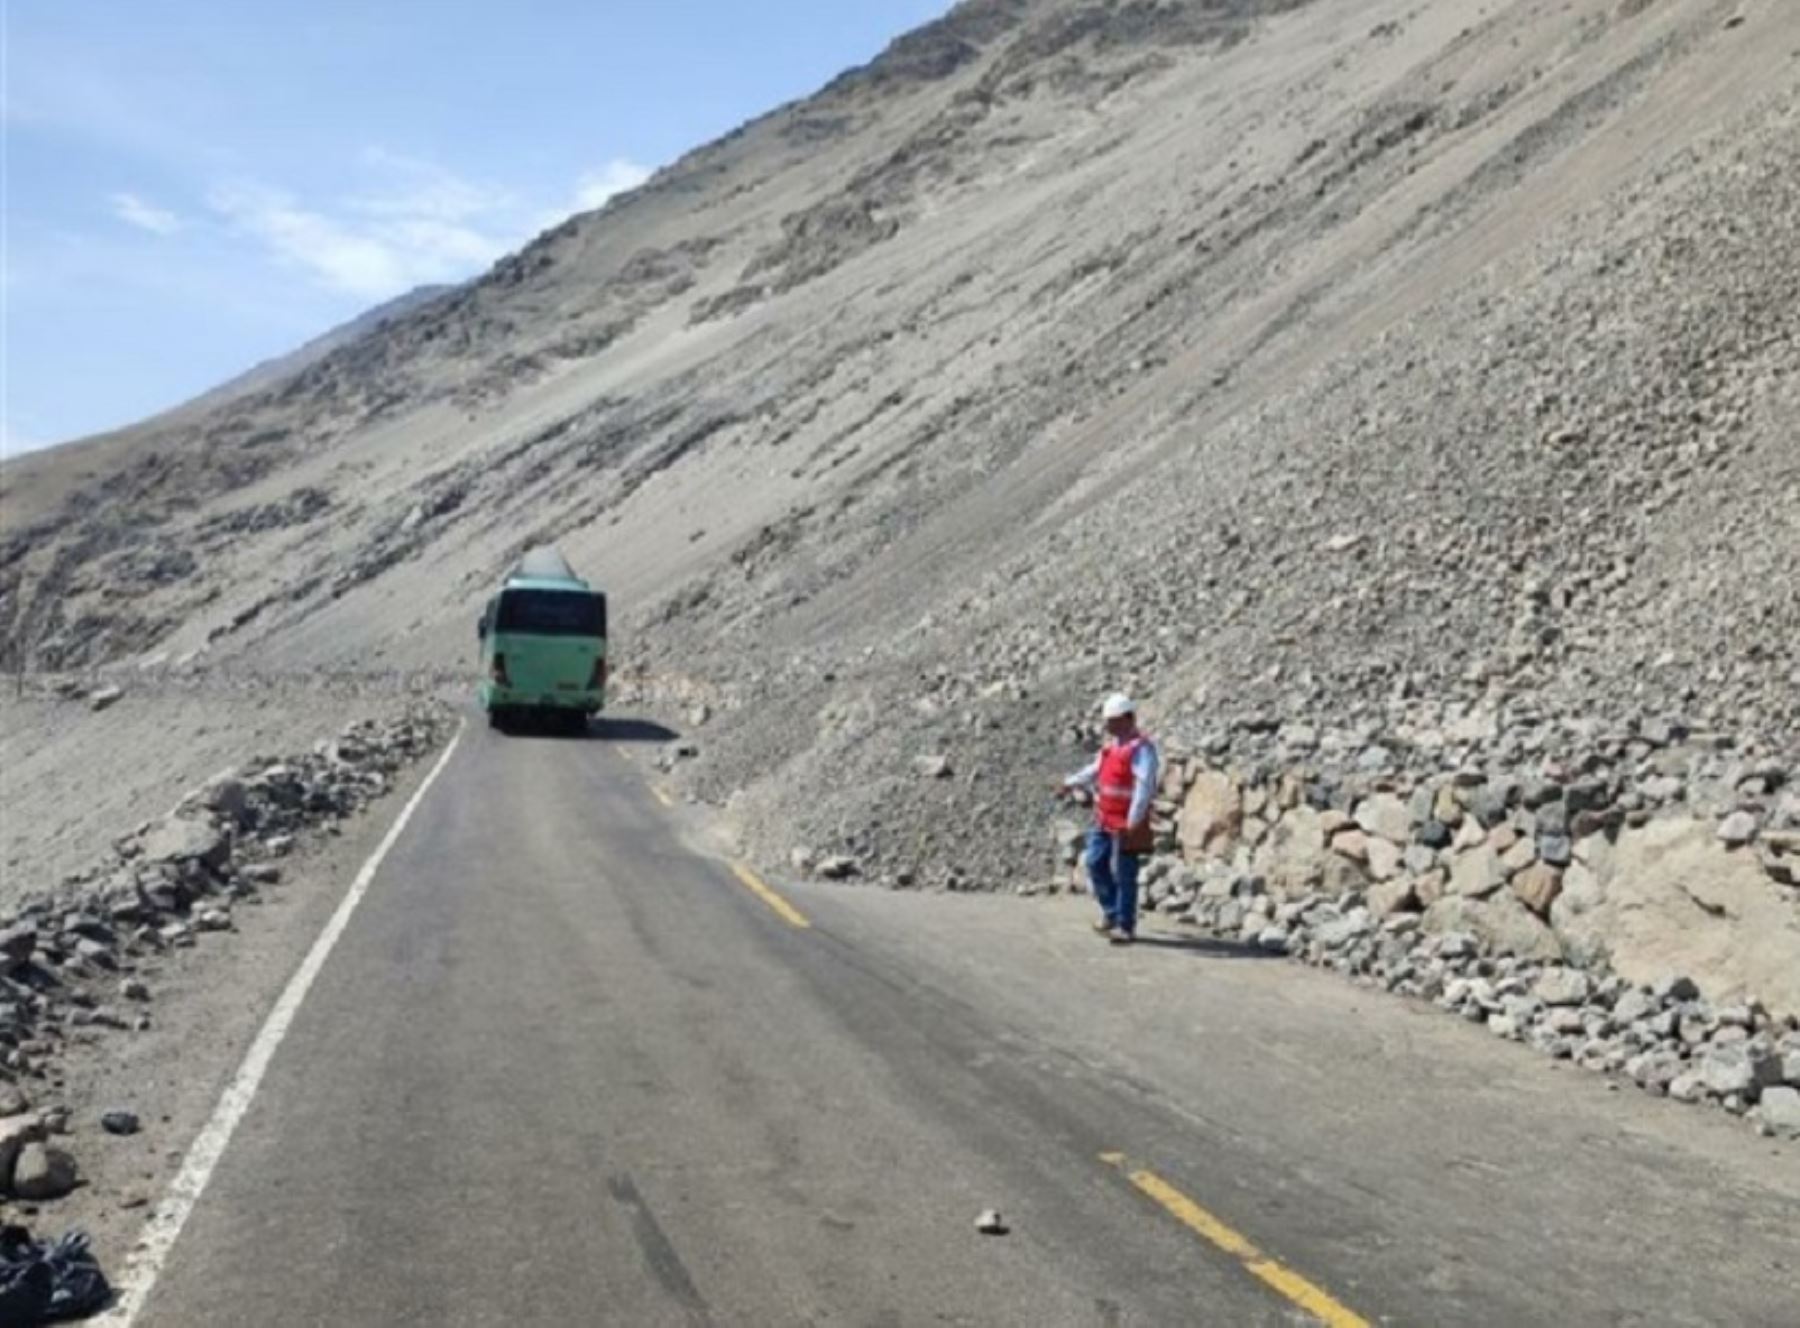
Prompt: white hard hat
<box><xmin>1100</xmin><ymin>693</ymin><xmax>1136</xmax><ymax>719</ymax></box>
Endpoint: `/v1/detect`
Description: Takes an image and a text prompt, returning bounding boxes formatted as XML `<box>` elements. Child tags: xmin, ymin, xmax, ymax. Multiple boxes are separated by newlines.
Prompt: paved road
<box><xmin>133</xmin><ymin>719</ymin><xmax>1799</xmax><ymax>1326</ymax></box>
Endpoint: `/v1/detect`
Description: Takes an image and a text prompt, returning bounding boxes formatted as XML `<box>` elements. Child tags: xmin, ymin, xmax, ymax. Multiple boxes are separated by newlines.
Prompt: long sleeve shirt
<box><xmin>1064</xmin><ymin>736</ymin><xmax>1159</xmax><ymax>827</ymax></box>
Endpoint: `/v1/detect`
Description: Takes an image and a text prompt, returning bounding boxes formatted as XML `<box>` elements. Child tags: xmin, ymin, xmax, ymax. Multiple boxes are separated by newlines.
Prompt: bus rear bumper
<box><xmin>480</xmin><ymin>684</ymin><xmax>604</xmax><ymax>715</ymax></box>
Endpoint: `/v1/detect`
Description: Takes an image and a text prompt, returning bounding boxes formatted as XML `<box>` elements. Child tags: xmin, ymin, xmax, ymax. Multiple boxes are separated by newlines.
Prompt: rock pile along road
<box><xmin>109</xmin><ymin>717</ymin><xmax>1798</xmax><ymax>1327</ymax></box>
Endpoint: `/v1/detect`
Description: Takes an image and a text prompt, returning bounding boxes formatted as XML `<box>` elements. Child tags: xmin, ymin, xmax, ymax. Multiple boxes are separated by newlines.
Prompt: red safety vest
<box><xmin>1094</xmin><ymin>734</ymin><xmax>1150</xmax><ymax>832</ymax></box>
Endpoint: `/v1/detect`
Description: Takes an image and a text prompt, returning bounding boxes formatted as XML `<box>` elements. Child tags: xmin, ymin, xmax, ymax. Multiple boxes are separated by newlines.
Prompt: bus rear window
<box><xmin>495</xmin><ymin>590</ymin><xmax>607</xmax><ymax>637</ymax></box>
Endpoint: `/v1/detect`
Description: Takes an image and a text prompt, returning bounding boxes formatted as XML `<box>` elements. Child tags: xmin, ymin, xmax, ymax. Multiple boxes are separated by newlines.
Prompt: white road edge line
<box><xmin>98</xmin><ymin>721</ymin><xmax>467</xmax><ymax>1326</ymax></box>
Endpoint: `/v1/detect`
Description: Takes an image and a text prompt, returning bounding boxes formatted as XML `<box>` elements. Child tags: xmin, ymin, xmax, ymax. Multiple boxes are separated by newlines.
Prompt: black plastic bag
<box><xmin>0</xmin><ymin>1225</ymin><xmax>111</xmax><ymax>1325</ymax></box>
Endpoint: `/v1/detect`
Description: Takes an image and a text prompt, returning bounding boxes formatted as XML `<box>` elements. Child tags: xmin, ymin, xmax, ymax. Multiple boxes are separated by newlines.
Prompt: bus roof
<box><xmin>513</xmin><ymin>545</ymin><xmax>581</xmax><ymax>582</ymax></box>
<box><xmin>502</xmin><ymin>576</ymin><xmax>597</xmax><ymax>595</ymax></box>
<box><xmin>502</xmin><ymin>545</ymin><xmax>601</xmax><ymax>595</ymax></box>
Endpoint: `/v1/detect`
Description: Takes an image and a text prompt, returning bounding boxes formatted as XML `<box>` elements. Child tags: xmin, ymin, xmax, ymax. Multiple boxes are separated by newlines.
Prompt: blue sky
<box><xmin>2</xmin><ymin>0</ymin><xmax>949</xmax><ymax>455</ymax></box>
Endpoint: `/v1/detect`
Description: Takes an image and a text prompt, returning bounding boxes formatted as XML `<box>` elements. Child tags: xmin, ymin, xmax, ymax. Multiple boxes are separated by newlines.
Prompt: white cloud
<box><xmin>206</xmin><ymin>153</ymin><xmax>656</xmax><ymax>301</ymax></box>
<box><xmin>208</xmin><ymin>177</ymin><xmax>510</xmax><ymax>301</ymax></box>
<box><xmin>110</xmin><ymin>192</ymin><xmax>181</xmax><ymax>235</ymax></box>
<box><xmin>350</xmin><ymin>148</ymin><xmax>517</xmax><ymax>223</ymax></box>
<box><xmin>573</xmin><ymin>159</ymin><xmax>651</xmax><ymax>211</ymax></box>
<box><xmin>209</xmin><ymin>182</ymin><xmax>404</xmax><ymax>299</ymax></box>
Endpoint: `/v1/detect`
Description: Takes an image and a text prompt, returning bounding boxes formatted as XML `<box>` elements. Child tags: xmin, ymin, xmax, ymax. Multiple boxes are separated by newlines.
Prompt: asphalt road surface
<box><xmin>128</xmin><ymin>718</ymin><xmax>1800</xmax><ymax>1326</ymax></box>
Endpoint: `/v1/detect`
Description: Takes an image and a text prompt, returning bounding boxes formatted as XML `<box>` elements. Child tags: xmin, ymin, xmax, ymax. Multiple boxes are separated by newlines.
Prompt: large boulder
<box><xmin>1423</xmin><ymin>893</ymin><xmax>1564</xmax><ymax>963</ymax></box>
<box><xmin>1553</xmin><ymin>817</ymin><xmax>1800</xmax><ymax>1020</ymax></box>
<box><xmin>1252</xmin><ymin>805</ymin><xmax>1363</xmax><ymax>898</ymax></box>
<box><xmin>1179</xmin><ymin>772</ymin><xmax>1242</xmax><ymax>859</ymax></box>
<box><xmin>1449</xmin><ymin>842</ymin><xmax>1507</xmax><ymax>899</ymax></box>
<box><xmin>139</xmin><ymin>813</ymin><xmax>230</xmax><ymax>872</ymax></box>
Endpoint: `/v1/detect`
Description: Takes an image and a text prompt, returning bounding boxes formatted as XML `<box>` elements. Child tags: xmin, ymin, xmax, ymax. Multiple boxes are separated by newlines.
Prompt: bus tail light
<box><xmin>492</xmin><ymin>654</ymin><xmax>510</xmax><ymax>686</ymax></box>
<box><xmin>590</xmin><ymin>657</ymin><xmax>608</xmax><ymax>691</ymax></box>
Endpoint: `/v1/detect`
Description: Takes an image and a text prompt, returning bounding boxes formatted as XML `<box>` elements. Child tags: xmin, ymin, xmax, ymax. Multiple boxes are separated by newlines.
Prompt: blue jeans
<box><xmin>1085</xmin><ymin>828</ymin><xmax>1140</xmax><ymax>933</ymax></box>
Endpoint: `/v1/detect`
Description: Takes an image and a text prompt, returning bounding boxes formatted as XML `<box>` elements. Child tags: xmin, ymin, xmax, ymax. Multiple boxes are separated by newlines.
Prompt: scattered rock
<box><xmin>0</xmin><ymin>925</ymin><xmax>37</xmax><ymax>972</ymax></box>
<box><xmin>1354</xmin><ymin>793</ymin><xmax>1412</xmax><ymax>845</ymax></box>
<box><xmin>1511</xmin><ymin>862</ymin><xmax>1563</xmax><ymax>917</ymax></box>
<box><xmin>1537</xmin><ymin>835</ymin><xmax>1573</xmax><ymax>869</ymax></box>
<box><xmin>1365</xmin><ymin>877</ymin><xmax>1418</xmax><ymax>918</ymax></box>
<box><xmin>914</xmin><ymin>754</ymin><xmax>953</xmax><ymax>780</ymax></box>
<box><xmin>1449</xmin><ymin>844</ymin><xmax>1506</xmax><ymax>899</ymax></box>
<box><xmin>10</xmin><ymin>1141</ymin><xmax>79</xmax><ymax>1200</ymax></box>
<box><xmin>1612</xmin><ymin>989</ymin><xmax>1656</xmax><ymax>1026</ymax></box>
<box><xmin>194</xmin><ymin>771</ymin><xmax>249</xmax><ymax>824</ymax></box>
<box><xmin>1717</xmin><ymin>811</ymin><xmax>1760</xmax><ymax>848</ymax></box>
<box><xmin>1533</xmin><ymin>969</ymin><xmax>1591</xmax><ymax>1007</ymax></box>
<box><xmin>100</xmin><ymin>1110</ymin><xmax>141</xmax><ymax>1137</ymax></box>
<box><xmin>1698</xmin><ymin>1043</ymin><xmax>1779</xmax><ymax>1099</ymax></box>
<box><xmin>1668</xmin><ymin>1072</ymin><xmax>1707</xmax><ymax>1104</ymax></box>
<box><xmin>0</xmin><ymin>1112</ymin><xmax>43</xmax><ymax>1184</ymax></box>
<box><xmin>1758</xmin><ymin>1086</ymin><xmax>1800</xmax><ymax>1138</ymax></box>
<box><xmin>1653</xmin><ymin>974</ymin><xmax>1701</xmax><ymax>1003</ymax></box>
<box><xmin>1417</xmin><ymin>819</ymin><xmax>1452</xmax><ymax>850</ymax></box>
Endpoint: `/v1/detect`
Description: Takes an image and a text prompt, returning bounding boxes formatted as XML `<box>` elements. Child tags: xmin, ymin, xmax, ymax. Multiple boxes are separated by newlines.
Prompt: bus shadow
<box><xmin>590</xmin><ymin>716</ymin><xmax>681</xmax><ymax>744</ymax></box>
<box><xmin>489</xmin><ymin>714</ymin><xmax>681</xmax><ymax>744</ymax></box>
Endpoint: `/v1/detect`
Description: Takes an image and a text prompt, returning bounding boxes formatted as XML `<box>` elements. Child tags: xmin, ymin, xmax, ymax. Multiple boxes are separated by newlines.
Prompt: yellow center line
<box><xmin>729</xmin><ymin>862</ymin><xmax>811</xmax><ymax>930</ymax></box>
<box><xmin>1101</xmin><ymin>1154</ymin><xmax>1371</xmax><ymax>1328</ymax></box>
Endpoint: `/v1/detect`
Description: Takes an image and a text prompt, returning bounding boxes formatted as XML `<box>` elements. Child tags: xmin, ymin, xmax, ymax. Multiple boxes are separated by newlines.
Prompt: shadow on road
<box><xmin>593</xmin><ymin>716</ymin><xmax>681</xmax><ymax>744</ymax></box>
<box><xmin>1129</xmin><ymin>932</ymin><xmax>1283</xmax><ymax>960</ymax></box>
<box><xmin>488</xmin><ymin>714</ymin><xmax>681</xmax><ymax>743</ymax></box>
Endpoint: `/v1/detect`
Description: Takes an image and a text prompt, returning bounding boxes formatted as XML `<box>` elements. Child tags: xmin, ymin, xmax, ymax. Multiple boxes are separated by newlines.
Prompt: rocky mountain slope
<box><xmin>4</xmin><ymin>0</ymin><xmax>1797</xmax><ymax>924</ymax></box>
<box><xmin>174</xmin><ymin>284</ymin><xmax>455</xmax><ymax>420</ymax></box>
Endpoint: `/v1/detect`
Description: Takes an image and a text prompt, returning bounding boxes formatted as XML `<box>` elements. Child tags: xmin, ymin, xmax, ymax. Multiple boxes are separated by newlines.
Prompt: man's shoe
<box><xmin>1092</xmin><ymin>918</ymin><xmax>1114</xmax><ymax>935</ymax></box>
<box><xmin>1108</xmin><ymin>927</ymin><xmax>1135</xmax><ymax>945</ymax></box>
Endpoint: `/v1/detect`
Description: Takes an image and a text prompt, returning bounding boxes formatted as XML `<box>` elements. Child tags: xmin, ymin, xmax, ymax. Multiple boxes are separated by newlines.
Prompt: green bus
<box><xmin>477</xmin><ymin>546</ymin><xmax>607</xmax><ymax>733</ymax></box>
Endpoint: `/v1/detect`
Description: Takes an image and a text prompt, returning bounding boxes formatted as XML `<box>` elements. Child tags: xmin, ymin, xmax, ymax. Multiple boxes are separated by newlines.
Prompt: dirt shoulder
<box><xmin>0</xmin><ymin>671</ymin><xmax>446</xmax><ymax>910</ymax></box>
<box><xmin>0</xmin><ymin>724</ymin><xmax>456</xmax><ymax>1279</ymax></box>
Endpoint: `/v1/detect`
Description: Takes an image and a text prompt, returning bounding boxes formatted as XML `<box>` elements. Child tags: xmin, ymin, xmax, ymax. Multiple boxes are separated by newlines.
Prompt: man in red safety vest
<box><xmin>1055</xmin><ymin>693</ymin><xmax>1159</xmax><ymax>944</ymax></box>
